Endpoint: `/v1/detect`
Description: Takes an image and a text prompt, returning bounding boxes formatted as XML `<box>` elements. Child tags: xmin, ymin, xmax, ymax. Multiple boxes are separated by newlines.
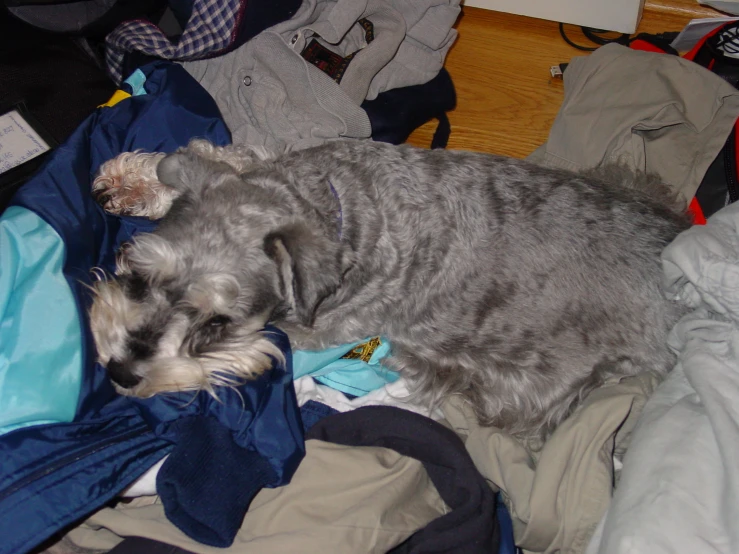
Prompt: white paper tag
<box><xmin>670</xmin><ymin>16</ymin><xmax>739</xmax><ymax>51</ymax></box>
<box><xmin>0</xmin><ymin>110</ymin><xmax>51</xmax><ymax>175</ymax></box>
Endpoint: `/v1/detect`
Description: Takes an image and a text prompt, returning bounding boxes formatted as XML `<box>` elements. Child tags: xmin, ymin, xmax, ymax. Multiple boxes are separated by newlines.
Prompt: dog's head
<box><xmin>89</xmin><ymin>149</ymin><xmax>345</xmax><ymax>397</ymax></box>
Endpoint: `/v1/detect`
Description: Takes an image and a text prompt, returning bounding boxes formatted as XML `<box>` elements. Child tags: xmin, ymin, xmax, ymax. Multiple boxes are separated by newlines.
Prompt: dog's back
<box><xmin>94</xmin><ymin>138</ymin><xmax>689</xmax><ymax>438</ymax></box>
<box><xmin>279</xmin><ymin>141</ymin><xmax>690</xmax><ymax>437</ymax></box>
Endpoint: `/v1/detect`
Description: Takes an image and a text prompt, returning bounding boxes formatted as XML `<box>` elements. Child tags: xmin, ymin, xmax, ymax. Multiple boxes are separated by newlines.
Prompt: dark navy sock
<box><xmin>156</xmin><ymin>415</ymin><xmax>277</xmax><ymax>547</ymax></box>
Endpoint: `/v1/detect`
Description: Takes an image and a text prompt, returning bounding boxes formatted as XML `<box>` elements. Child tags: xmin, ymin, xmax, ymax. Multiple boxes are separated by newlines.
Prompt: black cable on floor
<box><xmin>558</xmin><ymin>23</ymin><xmax>631</xmax><ymax>52</ymax></box>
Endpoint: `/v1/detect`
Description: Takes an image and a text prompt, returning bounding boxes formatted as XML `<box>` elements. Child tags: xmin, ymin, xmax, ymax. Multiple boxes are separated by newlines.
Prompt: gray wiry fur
<box><xmin>90</xmin><ymin>139</ymin><xmax>690</xmax><ymax>439</ymax></box>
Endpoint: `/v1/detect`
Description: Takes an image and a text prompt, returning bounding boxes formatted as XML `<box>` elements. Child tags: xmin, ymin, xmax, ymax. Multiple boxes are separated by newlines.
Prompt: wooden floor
<box><xmin>407</xmin><ymin>0</ymin><xmax>724</xmax><ymax>158</ymax></box>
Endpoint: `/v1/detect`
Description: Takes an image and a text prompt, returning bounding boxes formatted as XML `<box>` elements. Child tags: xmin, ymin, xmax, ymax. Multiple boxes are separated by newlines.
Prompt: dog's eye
<box><xmin>206</xmin><ymin>315</ymin><xmax>231</xmax><ymax>327</ymax></box>
<box><xmin>188</xmin><ymin>314</ymin><xmax>232</xmax><ymax>356</ymax></box>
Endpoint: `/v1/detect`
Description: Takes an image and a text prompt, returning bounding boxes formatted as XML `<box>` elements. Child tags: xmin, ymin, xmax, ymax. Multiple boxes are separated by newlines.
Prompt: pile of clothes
<box><xmin>109</xmin><ymin>0</ymin><xmax>460</xmax><ymax>149</ymax></box>
<box><xmin>5</xmin><ymin>2</ymin><xmax>739</xmax><ymax>553</ymax></box>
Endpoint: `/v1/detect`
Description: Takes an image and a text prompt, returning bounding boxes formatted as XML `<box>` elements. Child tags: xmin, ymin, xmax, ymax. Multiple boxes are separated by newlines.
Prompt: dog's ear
<box><xmin>157</xmin><ymin>151</ymin><xmax>235</xmax><ymax>194</ymax></box>
<box><xmin>264</xmin><ymin>224</ymin><xmax>342</xmax><ymax>326</ymax></box>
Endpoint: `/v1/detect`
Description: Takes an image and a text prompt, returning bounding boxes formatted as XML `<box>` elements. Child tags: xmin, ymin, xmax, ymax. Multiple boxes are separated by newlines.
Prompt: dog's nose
<box><xmin>106</xmin><ymin>359</ymin><xmax>142</xmax><ymax>388</ymax></box>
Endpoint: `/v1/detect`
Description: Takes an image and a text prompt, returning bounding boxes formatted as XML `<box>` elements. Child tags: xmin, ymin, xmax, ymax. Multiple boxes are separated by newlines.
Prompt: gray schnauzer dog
<box><xmin>90</xmin><ymin>139</ymin><xmax>689</xmax><ymax>438</ymax></box>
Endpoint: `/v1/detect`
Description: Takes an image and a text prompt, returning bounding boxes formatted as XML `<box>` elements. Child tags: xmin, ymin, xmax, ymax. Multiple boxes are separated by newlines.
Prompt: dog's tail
<box><xmin>581</xmin><ymin>163</ymin><xmax>692</xmax><ymax>221</ymax></box>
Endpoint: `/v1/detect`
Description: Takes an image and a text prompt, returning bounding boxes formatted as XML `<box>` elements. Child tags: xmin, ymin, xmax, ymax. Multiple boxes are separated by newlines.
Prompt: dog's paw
<box><xmin>92</xmin><ymin>151</ymin><xmax>170</xmax><ymax>219</ymax></box>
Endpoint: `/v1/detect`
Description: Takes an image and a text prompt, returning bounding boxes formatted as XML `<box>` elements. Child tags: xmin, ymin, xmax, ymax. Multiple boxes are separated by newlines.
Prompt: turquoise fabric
<box><xmin>0</xmin><ymin>206</ymin><xmax>82</xmax><ymax>435</ymax></box>
<box><xmin>124</xmin><ymin>69</ymin><xmax>148</xmax><ymax>96</ymax></box>
<box><xmin>293</xmin><ymin>338</ymin><xmax>399</xmax><ymax>397</ymax></box>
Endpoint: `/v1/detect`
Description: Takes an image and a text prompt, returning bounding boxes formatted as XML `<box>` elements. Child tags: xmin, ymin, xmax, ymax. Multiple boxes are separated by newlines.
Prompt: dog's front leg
<box><xmin>93</xmin><ymin>151</ymin><xmax>174</xmax><ymax>220</ymax></box>
<box><xmin>181</xmin><ymin>139</ymin><xmax>280</xmax><ymax>174</ymax></box>
<box><xmin>93</xmin><ymin>140</ymin><xmax>281</xmax><ymax>219</ymax></box>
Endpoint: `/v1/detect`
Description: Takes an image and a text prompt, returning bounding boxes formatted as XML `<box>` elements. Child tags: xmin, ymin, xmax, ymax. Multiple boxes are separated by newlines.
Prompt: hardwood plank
<box><xmin>645</xmin><ymin>0</ymin><xmax>722</xmax><ymax>22</ymax></box>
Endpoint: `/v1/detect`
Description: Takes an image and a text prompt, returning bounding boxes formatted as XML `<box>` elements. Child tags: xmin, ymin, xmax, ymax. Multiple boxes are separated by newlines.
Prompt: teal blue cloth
<box><xmin>124</xmin><ymin>69</ymin><xmax>148</xmax><ymax>96</ymax></box>
<box><xmin>293</xmin><ymin>339</ymin><xmax>399</xmax><ymax>397</ymax></box>
<box><xmin>0</xmin><ymin>207</ymin><xmax>82</xmax><ymax>435</ymax></box>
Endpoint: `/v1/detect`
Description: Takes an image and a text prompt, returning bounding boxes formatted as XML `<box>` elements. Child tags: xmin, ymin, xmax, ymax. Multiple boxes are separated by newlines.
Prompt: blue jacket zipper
<box><xmin>0</xmin><ymin>424</ymin><xmax>153</xmax><ymax>502</ymax></box>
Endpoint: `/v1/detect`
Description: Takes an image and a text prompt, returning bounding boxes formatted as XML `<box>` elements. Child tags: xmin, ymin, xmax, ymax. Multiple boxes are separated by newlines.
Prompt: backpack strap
<box><xmin>628</xmin><ymin>32</ymin><xmax>680</xmax><ymax>55</ymax></box>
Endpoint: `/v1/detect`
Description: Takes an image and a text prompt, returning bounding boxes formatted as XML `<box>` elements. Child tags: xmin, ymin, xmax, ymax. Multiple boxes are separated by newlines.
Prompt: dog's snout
<box><xmin>106</xmin><ymin>359</ymin><xmax>142</xmax><ymax>388</ymax></box>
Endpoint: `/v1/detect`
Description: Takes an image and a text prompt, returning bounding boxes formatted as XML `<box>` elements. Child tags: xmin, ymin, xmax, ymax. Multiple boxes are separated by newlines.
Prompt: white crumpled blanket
<box><xmin>588</xmin><ymin>201</ymin><xmax>739</xmax><ymax>554</ymax></box>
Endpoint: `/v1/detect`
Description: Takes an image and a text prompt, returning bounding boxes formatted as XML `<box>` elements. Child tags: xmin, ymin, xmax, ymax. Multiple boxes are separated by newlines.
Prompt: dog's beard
<box><xmin>113</xmin><ymin>331</ymin><xmax>285</xmax><ymax>398</ymax></box>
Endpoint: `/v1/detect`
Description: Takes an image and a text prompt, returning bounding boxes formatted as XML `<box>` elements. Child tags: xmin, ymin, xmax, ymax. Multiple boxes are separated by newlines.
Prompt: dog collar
<box><xmin>328</xmin><ymin>179</ymin><xmax>343</xmax><ymax>239</ymax></box>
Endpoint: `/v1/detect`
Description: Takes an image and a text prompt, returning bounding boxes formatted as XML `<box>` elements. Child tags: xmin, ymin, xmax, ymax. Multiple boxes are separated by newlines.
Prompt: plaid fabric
<box><xmin>105</xmin><ymin>0</ymin><xmax>244</xmax><ymax>83</ymax></box>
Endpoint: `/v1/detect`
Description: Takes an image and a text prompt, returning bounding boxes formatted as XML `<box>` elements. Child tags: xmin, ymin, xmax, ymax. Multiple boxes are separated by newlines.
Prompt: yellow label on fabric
<box><xmin>98</xmin><ymin>90</ymin><xmax>132</xmax><ymax>108</ymax></box>
<box><xmin>342</xmin><ymin>337</ymin><xmax>383</xmax><ymax>362</ymax></box>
